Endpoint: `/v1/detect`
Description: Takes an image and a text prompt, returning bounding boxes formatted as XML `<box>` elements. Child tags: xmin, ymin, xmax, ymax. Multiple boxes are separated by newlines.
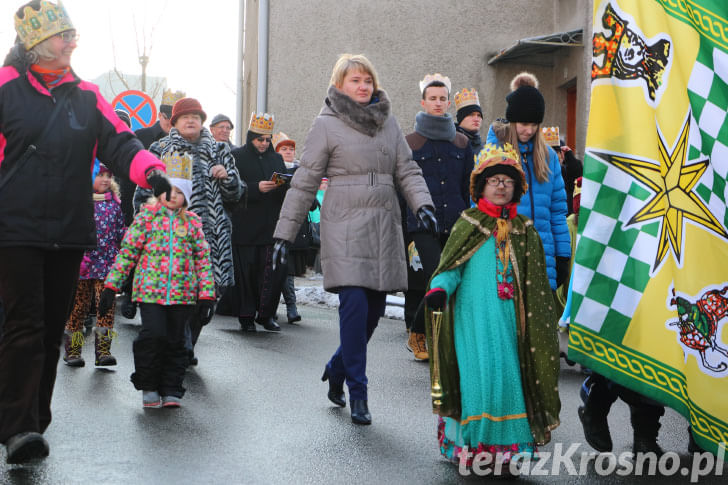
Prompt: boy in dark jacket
<box><xmin>402</xmin><ymin>73</ymin><xmax>474</xmax><ymax>361</ymax></box>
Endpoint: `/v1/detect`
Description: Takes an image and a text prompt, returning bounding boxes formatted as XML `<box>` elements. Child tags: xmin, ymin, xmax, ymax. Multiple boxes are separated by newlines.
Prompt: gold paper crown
<box><xmin>15</xmin><ymin>0</ymin><xmax>74</xmax><ymax>49</ymax></box>
<box><xmin>419</xmin><ymin>73</ymin><xmax>451</xmax><ymax>94</ymax></box>
<box><xmin>162</xmin><ymin>151</ymin><xmax>193</xmax><ymax>180</ymax></box>
<box><xmin>475</xmin><ymin>143</ymin><xmax>521</xmax><ymax>174</ymax></box>
<box><xmin>454</xmin><ymin>88</ymin><xmax>480</xmax><ymax>111</ymax></box>
<box><xmin>471</xmin><ymin>143</ymin><xmax>528</xmax><ymax>202</ymax></box>
<box><xmin>162</xmin><ymin>89</ymin><xmax>186</xmax><ymax>106</ymax></box>
<box><xmin>249</xmin><ymin>112</ymin><xmax>275</xmax><ymax>135</ymax></box>
<box><xmin>542</xmin><ymin>126</ymin><xmax>560</xmax><ymax>146</ymax></box>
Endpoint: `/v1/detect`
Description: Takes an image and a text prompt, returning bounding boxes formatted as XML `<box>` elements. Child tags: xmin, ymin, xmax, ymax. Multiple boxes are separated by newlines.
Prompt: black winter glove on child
<box><xmin>147</xmin><ymin>169</ymin><xmax>172</xmax><ymax>200</ymax></box>
<box><xmin>97</xmin><ymin>288</ymin><xmax>116</xmax><ymax>317</ymax></box>
<box><xmin>556</xmin><ymin>256</ymin><xmax>571</xmax><ymax>289</ymax></box>
<box><xmin>425</xmin><ymin>288</ymin><xmax>447</xmax><ymax>311</ymax></box>
<box><xmin>197</xmin><ymin>300</ymin><xmax>216</xmax><ymax>326</ymax></box>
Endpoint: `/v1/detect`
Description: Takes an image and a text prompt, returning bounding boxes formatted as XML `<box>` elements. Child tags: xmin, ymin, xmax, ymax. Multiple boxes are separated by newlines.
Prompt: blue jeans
<box><xmin>326</xmin><ymin>287</ymin><xmax>386</xmax><ymax>401</ymax></box>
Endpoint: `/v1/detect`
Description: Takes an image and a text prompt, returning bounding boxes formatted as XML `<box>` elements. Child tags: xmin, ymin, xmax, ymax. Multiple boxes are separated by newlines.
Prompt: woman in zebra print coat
<box><xmin>133</xmin><ymin>98</ymin><xmax>245</xmax><ymax>358</ymax></box>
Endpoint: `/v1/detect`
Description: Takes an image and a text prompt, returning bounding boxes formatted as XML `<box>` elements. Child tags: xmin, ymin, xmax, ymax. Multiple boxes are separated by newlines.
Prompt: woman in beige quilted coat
<box><xmin>272</xmin><ymin>54</ymin><xmax>435</xmax><ymax>425</ymax></box>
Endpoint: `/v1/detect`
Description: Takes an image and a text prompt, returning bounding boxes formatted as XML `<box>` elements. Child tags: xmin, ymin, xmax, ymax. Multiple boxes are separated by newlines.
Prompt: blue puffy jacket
<box><xmin>487</xmin><ymin>125</ymin><xmax>570</xmax><ymax>289</ymax></box>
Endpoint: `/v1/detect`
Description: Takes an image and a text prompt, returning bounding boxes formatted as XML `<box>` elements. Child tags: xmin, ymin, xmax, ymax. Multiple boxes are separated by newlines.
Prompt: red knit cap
<box><xmin>171</xmin><ymin>98</ymin><xmax>207</xmax><ymax>126</ymax></box>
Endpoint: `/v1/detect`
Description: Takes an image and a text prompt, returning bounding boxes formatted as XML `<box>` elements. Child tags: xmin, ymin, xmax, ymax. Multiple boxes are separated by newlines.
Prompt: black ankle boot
<box><xmin>350</xmin><ymin>400</ymin><xmax>371</xmax><ymax>425</ymax></box>
<box><xmin>578</xmin><ymin>376</ymin><xmax>616</xmax><ymax>452</ymax></box>
<box><xmin>321</xmin><ymin>368</ymin><xmax>345</xmax><ymax>407</ymax></box>
<box><xmin>631</xmin><ymin>403</ymin><xmax>664</xmax><ymax>455</ymax></box>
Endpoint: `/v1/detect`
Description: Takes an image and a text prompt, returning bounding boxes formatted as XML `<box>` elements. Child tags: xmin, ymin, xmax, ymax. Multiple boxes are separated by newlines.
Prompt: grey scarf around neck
<box><xmin>414</xmin><ymin>111</ymin><xmax>456</xmax><ymax>142</ymax></box>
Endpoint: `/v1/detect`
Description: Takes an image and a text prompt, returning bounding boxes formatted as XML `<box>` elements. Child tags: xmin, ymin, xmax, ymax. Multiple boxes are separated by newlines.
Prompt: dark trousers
<box><xmin>0</xmin><ymin>247</ymin><xmax>83</xmax><ymax>443</ymax></box>
<box><xmin>326</xmin><ymin>287</ymin><xmax>386</xmax><ymax>401</ymax></box>
<box><xmin>404</xmin><ymin>232</ymin><xmax>446</xmax><ymax>334</ymax></box>
<box><xmin>131</xmin><ymin>303</ymin><xmax>192</xmax><ymax>398</ymax></box>
<box><xmin>232</xmin><ymin>245</ymin><xmax>285</xmax><ymax>320</ymax></box>
<box><xmin>281</xmin><ymin>274</ymin><xmax>296</xmax><ymax>308</ymax></box>
<box><xmin>585</xmin><ymin>372</ymin><xmax>665</xmax><ymax>436</ymax></box>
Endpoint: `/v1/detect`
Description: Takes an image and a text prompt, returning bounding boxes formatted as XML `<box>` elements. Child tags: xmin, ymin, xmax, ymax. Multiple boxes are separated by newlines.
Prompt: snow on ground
<box><xmin>282</xmin><ymin>274</ymin><xmax>405</xmax><ymax>320</ymax></box>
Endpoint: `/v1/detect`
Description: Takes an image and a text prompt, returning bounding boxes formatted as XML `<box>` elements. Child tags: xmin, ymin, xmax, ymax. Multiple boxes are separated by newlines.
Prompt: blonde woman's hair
<box><xmin>109</xmin><ymin>178</ymin><xmax>120</xmax><ymax>199</ymax></box>
<box><xmin>329</xmin><ymin>54</ymin><xmax>380</xmax><ymax>93</ymax></box>
<box><xmin>506</xmin><ymin>122</ymin><xmax>551</xmax><ymax>183</ymax></box>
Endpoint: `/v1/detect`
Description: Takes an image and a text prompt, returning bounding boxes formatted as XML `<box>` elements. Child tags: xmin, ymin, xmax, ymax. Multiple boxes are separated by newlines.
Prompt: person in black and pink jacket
<box><xmin>0</xmin><ymin>1</ymin><xmax>170</xmax><ymax>464</ymax></box>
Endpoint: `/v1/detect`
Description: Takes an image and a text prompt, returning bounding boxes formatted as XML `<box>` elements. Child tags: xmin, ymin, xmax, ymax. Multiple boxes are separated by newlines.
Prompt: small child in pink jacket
<box><xmin>99</xmin><ymin>179</ymin><xmax>215</xmax><ymax>408</ymax></box>
<box><xmin>63</xmin><ymin>164</ymin><xmax>125</xmax><ymax>367</ymax></box>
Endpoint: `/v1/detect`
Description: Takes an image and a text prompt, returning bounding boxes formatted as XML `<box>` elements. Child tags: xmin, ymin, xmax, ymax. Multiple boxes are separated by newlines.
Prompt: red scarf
<box><xmin>30</xmin><ymin>65</ymin><xmax>70</xmax><ymax>88</ymax></box>
<box><xmin>477</xmin><ymin>197</ymin><xmax>517</xmax><ymax>220</ymax></box>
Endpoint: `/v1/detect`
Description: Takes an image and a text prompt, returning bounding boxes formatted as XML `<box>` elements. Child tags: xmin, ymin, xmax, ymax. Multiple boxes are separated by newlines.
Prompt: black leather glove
<box><xmin>271</xmin><ymin>238</ymin><xmax>289</xmax><ymax>271</ymax></box>
<box><xmin>425</xmin><ymin>288</ymin><xmax>447</xmax><ymax>311</ymax></box>
<box><xmin>556</xmin><ymin>256</ymin><xmax>571</xmax><ymax>288</ymax></box>
<box><xmin>97</xmin><ymin>288</ymin><xmax>116</xmax><ymax>317</ymax></box>
<box><xmin>197</xmin><ymin>300</ymin><xmax>216</xmax><ymax>326</ymax></box>
<box><xmin>416</xmin><ymin>206</ymin><xmax>439</xmax><ymax>235</ymax></box>
<box><xmin>121</xmin><ymin>299</ymin><xmax>137</xmax><ymax>319</ymax></box>
<box><xmin>147</xmin><ymin>169</ymin><xmax>172</xmax><ymax>200</ymax></box>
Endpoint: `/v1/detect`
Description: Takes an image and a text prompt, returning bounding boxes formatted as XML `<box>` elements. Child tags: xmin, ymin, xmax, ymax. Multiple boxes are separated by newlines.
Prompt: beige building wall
<box><xmin>258</xmin><ymin>0</ymin><xmax>593</xmax><ymax>158</ymax></box>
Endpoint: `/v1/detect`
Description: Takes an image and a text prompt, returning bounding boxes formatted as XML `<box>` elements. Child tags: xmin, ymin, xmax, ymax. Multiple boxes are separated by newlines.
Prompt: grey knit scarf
<box><xmin>414</xmin><ymin>111</ymin><xmax>456</xmax><ymax>142</ymax></box>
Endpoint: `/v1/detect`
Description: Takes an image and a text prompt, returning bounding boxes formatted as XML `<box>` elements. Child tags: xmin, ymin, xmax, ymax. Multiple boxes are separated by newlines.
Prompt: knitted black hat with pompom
<box><xmin>505</xmin><ymin>86</ymin><xmax>545</xmax><ymax>124</ymax></box>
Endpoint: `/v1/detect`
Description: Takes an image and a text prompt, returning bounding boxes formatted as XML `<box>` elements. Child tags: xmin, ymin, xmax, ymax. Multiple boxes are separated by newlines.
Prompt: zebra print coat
<box><xmin>134</xmin><ymin>127</ymin><xmax>245</xmax><ymax>289</ymax></box>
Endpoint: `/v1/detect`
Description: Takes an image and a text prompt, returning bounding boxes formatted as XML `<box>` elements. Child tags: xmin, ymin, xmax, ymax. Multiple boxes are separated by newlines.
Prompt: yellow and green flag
<box><xmin>569</xmin><ymin>0</ymin><xmax>728</xmax><ymax>454</ymax></box>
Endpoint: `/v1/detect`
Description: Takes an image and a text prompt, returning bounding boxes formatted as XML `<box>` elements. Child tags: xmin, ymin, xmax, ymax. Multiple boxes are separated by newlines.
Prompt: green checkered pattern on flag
<box><xmin>688</xmin><ymin>42</ymin><xmax>728</xmax><ymax>231</ymax></box>
<box><xmin>570</xmin><ymin>157</ymin><xmax>659</xmax><ymax>339</ymax></box>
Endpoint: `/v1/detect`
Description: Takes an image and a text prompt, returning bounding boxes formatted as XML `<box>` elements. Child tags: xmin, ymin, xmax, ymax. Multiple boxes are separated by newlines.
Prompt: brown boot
<box><xmin>94</xmin><ymin>327</ymin><xmax>117</xmax><ymax>366</ymax></box>
<box><xmin>63</xmin><ymin>330</ymin><xmax>85</xmax><ymax>367</ymax></box>
<box><xmin>406</xmin><ymin>331</ymin><xmax>429</xmax><ymax>361</ymax></box>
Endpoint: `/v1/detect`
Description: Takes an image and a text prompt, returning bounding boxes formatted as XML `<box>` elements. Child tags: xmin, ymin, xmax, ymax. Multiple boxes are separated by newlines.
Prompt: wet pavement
<box><xmin>0</xmin><ymin>303</ymin><xmax>725</xmax><ymax>484</ymax></box>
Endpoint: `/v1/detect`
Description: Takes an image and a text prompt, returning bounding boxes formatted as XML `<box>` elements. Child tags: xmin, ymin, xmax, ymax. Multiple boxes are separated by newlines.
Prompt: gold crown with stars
<box><xmin>454</xmin><ymin>88</ymin><xmax>480</xmax><ymax>110</ymax></box>
<box><xmin>248</xmin><ymin>112</ymin><xmax>275</xmax><ymax>135</ymax></box>
<box><xmin>162</xmin><ymin>151</ymin><xmax>193</xmax><ymax>180</ymax></box>
<box><xmin>15</xmin><ymin>0</ymin><xmax>74</xmax><ymax>49</ymax></box>
<box><xmin>474</xmin><ymin>143</ymin><xmax>522</xmax><ymax>175</ymax></box>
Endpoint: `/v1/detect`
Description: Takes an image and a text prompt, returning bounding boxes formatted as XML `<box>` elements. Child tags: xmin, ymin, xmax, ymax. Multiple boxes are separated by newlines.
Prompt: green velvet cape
<box><xmin>425</xmin><ymin>208</ymin><xmax>561</xmax><ymax>445</ymax></box>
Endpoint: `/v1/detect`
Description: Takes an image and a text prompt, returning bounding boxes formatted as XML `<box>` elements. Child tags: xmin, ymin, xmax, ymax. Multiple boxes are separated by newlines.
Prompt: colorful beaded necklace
<box><xmin>477</xmin><ymin>197</ymin><xmax>517</xmax><ymax>300</ymax></box>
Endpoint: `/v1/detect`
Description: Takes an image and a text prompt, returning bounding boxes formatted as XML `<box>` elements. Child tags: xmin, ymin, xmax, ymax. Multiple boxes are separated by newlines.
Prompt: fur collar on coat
<box><xmin>325</xmin><ymin>85</ymin><xmax>391</xmax><ymax>137</ymax></box>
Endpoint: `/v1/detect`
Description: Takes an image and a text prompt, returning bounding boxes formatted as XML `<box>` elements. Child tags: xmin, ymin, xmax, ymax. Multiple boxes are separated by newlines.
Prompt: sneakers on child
<box><xmin>162</xmin><ymin>396</ymin><xmax>182</xmax><ymax>408</ymax></box>
<box><xmin>142</xmin><ymin>390</ymin><xmax>162</xmax><ymax>408</ymax></box>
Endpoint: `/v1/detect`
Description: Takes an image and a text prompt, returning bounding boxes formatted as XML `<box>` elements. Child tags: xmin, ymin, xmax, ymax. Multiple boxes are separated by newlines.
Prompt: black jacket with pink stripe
<box><xmin>0</xmin><ymin>65</ymin><xmax>163</xmax><ymax>249</ymax></box>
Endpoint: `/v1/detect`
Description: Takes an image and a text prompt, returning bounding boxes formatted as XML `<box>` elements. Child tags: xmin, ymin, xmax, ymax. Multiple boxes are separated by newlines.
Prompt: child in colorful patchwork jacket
<box><xmin>63</xmin><ymin>164</ymin><xmax>125</xmax><ymax>367</ymax></box>
<box><xmin>98</xmin><ymin>178</ymin><xmax>216</xmax><ymax>408</ymax></box>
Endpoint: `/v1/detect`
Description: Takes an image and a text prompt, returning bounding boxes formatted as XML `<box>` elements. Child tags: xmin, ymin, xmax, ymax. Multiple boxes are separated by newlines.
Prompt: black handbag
<box><xmin>292</xmin><ymin>215</ymin><xmax>315</xmax><ymax>250</ymax></box>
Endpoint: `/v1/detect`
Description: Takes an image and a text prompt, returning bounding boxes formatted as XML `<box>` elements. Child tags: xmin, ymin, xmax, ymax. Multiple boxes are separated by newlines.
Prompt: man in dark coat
<box><xmin>402</xmin><ymin>74</ymin><xmax>473</xmax><ymax>361</ymax></box>
<box><xmin>229</xmin><ymin>113</ymin><xmax>289</xmax><ymax>332</ymax></box>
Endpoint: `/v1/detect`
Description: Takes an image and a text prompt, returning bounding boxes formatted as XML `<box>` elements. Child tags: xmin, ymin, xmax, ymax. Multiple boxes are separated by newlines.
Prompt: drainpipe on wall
<box><xmin>235</xmin><ymin>0</ymin><xmax>245</xmax><ymax>146</ymax></box>
<box><xmin>257</xmin><ymin>0</ymin><xmax>269</xmax><ymax>113</ymax></box>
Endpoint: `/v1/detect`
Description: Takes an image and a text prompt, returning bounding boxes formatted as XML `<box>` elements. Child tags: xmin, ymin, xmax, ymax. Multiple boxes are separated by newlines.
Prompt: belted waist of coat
<box><xmin>327</xmin><ymin>173</ymin><xmax>394</xmax><ymax>187</ymax></box>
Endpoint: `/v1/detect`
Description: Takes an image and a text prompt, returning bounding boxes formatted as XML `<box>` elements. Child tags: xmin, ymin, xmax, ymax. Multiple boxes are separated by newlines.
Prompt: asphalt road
<box><xmin>0</xmin><ymin>303</ymin><xmax>725</xmax><ymax>484</ymax></box>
